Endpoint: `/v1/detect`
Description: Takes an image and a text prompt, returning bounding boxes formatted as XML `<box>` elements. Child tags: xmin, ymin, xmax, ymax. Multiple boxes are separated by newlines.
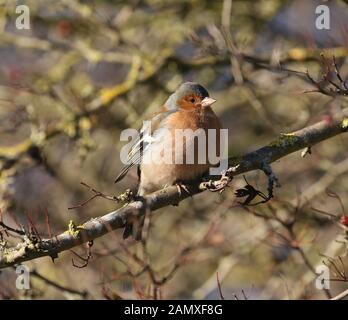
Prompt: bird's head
<box><xmin>165</xmin><ymin>82</ymin><xmax>216</xmax><ymax>111</ymax></box>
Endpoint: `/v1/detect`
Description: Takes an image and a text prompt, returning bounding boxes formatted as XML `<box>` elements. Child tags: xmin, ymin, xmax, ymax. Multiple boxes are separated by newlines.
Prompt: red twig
<box><xmin>216</xmin><ymin>272</ymin><xmax>225</xmax><ymax>300</ymax></box>
<box><xmin>44</xmin><ymin>208</ymin><xmax>53</xmax><ymax>239</ymax></box>
<box><xmin>68</xmin><ymin>182</ymin><xmax>127</xmax><ymax>210</ymax></box>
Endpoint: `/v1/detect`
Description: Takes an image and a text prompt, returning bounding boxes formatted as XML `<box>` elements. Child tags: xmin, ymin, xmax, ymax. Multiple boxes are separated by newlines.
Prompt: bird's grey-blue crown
<box><xmin>178</xmin><ymin>82</ymin><xmax>209</xmax><ymax>98</ymax></box>
<box><xmin>165</xmin><ymin>82</ymin><xmax>209</xmax><ymax>109</ymax></box>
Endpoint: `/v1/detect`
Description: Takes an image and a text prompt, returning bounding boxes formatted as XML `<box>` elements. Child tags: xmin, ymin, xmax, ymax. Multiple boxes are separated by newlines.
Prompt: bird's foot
<box><xmin>170</xmin><ymin>182</ymin><xmax>191</xmax><ymax>206</ymax></box>
<box><xmin>175</xmin><ymin>182</ymin><xmax>191</xmax><ymax>196</ymax></box>
<box><xmin>201</xmin><ymin>172</ymin><xmax>232</xmax><ymax>193</ymax></box>
<box><xmin>115</xmin><ymin>189</ymin><xmax>135</xmax><ymax>203</ymax></box>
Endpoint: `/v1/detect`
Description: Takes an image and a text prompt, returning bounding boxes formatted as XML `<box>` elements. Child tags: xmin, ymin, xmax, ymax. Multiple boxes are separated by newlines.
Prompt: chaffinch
<box><xmin>115</xmin><ymin>82</ymin><xmax>222</xmax><ymax>239</ymax></box>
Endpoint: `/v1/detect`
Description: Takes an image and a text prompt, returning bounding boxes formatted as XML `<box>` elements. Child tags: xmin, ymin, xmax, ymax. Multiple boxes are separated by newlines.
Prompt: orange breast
<box><xmin>164</xmin><ymin>107</ymin><xmax>222</xmax><ymax>166</ymax></box>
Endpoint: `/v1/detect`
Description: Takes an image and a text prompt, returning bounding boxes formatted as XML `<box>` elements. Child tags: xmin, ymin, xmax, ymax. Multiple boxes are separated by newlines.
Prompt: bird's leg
<box><xmin>201</xmin><ymin>171</ymin><xmax>233</xmax><ymax>193</ymax></box>
<box><xmin>175</xmin><ymin>181</ymin><xmax>191</xmax><ymax>196</ymax></box>
<box><xmin>116</xmin><ymin>188</ymin><xmax>136</xmax><ymax>203</ymax></box>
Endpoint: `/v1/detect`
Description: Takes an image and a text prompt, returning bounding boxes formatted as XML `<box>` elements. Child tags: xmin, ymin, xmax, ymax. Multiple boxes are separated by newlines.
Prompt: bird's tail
<box><xmin>123</xmin><ymin>186</ymin><xmax>145</xmax><ymax>240</ymax></box>
<box><xmin>122</xmin><ymin>216</ymin><xmax>145</xmax><ymax>240</ymax></box>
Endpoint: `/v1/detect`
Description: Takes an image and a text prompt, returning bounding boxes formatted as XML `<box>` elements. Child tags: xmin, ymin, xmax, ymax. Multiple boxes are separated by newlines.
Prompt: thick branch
<box><xmin>0</xmin><ymin>111</ymin><xmax>347</xmax><ymax>269</ymax></box>
<box><xmin>331</xmin><ymin>288</ymin><xmax>348</xmax><ymax>300</ymax></box>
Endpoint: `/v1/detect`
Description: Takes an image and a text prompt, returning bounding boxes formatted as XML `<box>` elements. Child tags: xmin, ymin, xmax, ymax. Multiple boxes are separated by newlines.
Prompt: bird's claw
<box><xmin>175</xmin><ymin>182</ymin><xmax>191</xmax><ymax>196</ymax></box>
<box><xmin>115</xmin><ymin>189</ymin><xmax>135</xmax><ymax>203</ymax></box>
<box><xmin>202</xmin><ymin>174</ymin><xmax>232</xmax><ymax>193</ymax></box>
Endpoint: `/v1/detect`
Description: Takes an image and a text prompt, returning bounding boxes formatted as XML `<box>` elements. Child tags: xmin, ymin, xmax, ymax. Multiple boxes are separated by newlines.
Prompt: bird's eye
<box><xmin>189</xmin><ymin>98</ymin><xmax>195</xmax><ymax>103</ymax></box>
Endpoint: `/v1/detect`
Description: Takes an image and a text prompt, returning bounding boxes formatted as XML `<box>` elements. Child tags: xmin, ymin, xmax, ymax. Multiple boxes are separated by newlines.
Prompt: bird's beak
<box><xmin>201</xmin><ymin>97</ymin><xmax>217</xmax><ymax>107</ymax></box>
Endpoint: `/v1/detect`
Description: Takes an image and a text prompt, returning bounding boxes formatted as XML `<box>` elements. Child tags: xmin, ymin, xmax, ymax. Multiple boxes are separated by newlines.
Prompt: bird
<box><xmin>115</xmin><ymin>82</ymin><xmax>222</xmax><ymax>239</ymax></box>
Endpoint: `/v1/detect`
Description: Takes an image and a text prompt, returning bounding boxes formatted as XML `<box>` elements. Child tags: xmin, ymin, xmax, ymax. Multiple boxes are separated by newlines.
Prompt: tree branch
<box><xmin>331</xmin><ymin>288</ymin><xmax>348</xmax><ymax>300</ymax></box>
<box><xmin>0</xmin><ymin>110</ymin><xmax>347</xmax><ymax>269</ymax></box>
